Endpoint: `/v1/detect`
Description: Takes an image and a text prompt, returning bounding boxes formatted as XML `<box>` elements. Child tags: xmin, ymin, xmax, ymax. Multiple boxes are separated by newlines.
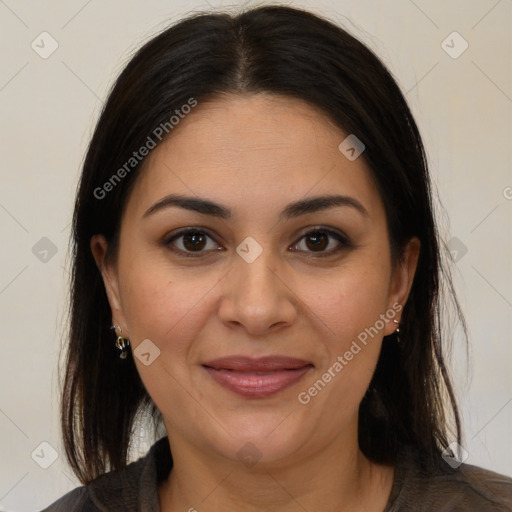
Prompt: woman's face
<box><xmin>93</xmin><ymin>93</ymin><xmax>418</xmax><ymax>467</ymax></box>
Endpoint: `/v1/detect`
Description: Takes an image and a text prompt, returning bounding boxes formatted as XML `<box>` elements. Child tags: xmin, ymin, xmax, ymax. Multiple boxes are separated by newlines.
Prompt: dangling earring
<box><xmin>393</xmin><ymin>319</ymin><xmax>400</xmax><ymax>343</ymax></box>
<box><xmin>111</xmin><ymin>325</ymin><xmax>130</xmax><ymax>359</ymax></box>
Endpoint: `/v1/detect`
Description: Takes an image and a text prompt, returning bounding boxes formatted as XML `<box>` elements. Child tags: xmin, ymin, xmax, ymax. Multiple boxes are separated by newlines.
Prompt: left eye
<box><xmin>165</xmin><ymin>228</ymin><xmax>348</xmax><ymax>257</ymax></box>
<box><xmin>291</xmin><ymin>229</ymin><xmax>347</xmax><ymax>255</ymax></box>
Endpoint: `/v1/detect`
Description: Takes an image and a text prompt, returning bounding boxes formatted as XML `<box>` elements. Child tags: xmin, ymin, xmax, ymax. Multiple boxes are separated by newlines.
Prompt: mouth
<box><xmin>202</xmin><ymin>355</ymin><xmax>314</xmax><ymax>398</ymax></box>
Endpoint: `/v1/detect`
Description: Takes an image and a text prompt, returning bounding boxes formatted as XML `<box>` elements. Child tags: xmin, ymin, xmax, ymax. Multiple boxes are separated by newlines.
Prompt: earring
<box><xmin>111</xmin><ymin>325</ymin><xmax>130</xmax><ymax>359</ymax></box>
<box><xmin>393</xmin><ymin>319</ymin><xmax>400</xmax><ymax>343</ymax></box>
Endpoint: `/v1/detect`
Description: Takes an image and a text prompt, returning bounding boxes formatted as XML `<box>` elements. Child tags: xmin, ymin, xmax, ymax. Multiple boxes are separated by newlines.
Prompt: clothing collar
<box><xmin>89</xmin><ymin>436</ymin><xmax>172</xmax><ymax>511</ymax></box>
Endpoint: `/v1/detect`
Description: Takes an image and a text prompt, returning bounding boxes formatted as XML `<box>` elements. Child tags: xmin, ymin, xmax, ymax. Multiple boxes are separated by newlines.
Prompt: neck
<box><xmin>158</xmin><ymin>426</ymin><xmax>394</xmax><ymax>512</ymax></box>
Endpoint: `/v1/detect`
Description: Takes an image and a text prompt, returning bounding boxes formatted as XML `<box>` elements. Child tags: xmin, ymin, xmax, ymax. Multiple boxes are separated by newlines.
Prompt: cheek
<box><xmin>293</xmin><ymin>261</ymin><xmax>391</xmax><ymax>414</ymax></box>
<box><xmin>119</xmin><ymin>269</ymin><xmax>214</xmax><ymax>415</ymax></box>
<box><xmin>120</xmin><ymin>266</ymin><xmax>214</xmax><ymax>349</ymax></box>
<box><xmin>303</xmin><ymin>260</ymin><xmax>391</xmax><ymax>345</ymax></box>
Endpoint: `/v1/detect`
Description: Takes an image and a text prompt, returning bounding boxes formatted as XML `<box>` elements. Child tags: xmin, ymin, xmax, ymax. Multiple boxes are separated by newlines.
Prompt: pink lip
<box><xmin>202</xmin><ymin>355</ymin><xmax>313</xmax><ymax>371</ymax></box>
<box><xmin>202</xmin><ymin>356</ymin><xmax>313</xmax><ymax>398</ymax></box>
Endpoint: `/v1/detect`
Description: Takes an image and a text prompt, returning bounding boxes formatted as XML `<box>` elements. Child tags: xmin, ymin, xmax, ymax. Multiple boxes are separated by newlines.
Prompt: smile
<box><xmin>202</xmin><ymin>365</ymin><xmax>313</xmax><ymax>398</ymax></box>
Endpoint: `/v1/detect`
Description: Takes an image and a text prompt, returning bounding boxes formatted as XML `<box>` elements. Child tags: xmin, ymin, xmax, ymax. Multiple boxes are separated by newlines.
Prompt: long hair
<box><xmin>61</xmin><ymin>4</ymin><xmax>467</xmax><ymax>484</ymax></box>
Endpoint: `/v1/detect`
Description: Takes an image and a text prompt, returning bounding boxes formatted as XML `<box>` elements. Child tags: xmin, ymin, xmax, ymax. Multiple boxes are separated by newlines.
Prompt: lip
<box><xmin>202</xmin><ymin>356</ymin><xmax>314</xmax><ymax>398</ymax></box>
<box><xmin>202</xmin><ymin>355</ymin><xmax>313</xmax><ymax>371</ymax></box>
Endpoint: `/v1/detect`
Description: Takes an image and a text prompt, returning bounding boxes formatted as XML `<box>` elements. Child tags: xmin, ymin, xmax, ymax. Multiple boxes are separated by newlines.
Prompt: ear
<box><xmin>383</xmin><ymin>237</ymin><xmax>420</xmax><ymax>336</ymax></box>
<box><xmin>90</xmin><ymin>234</ymin><xmax>128</xmax><ymax>333</ymax></box>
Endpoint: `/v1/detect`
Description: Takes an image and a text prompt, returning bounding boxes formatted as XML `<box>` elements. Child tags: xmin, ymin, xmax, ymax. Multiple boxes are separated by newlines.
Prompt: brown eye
<box><xmin>304</xmin><ymin>231</ymin><xmax>329</xmax><ymax>251</ymax></box>
<box><xmin>291</xmin><ymin>228</ymin><xmax>349</xmax><ymax>256</ymax></box>
<box><xmin>165</xmin><ymin>229</ymin><xmax>220</xmax><ymax>256</ymax></box>
<box><xmin>165</xmin><ymin>226</ymin><xmax>350</xmax><ymax>258</ymax></box>
<box><xmin>181</xmin><ymin>231</ymin><xmax>208</xmax><ymax>251</ymax></box>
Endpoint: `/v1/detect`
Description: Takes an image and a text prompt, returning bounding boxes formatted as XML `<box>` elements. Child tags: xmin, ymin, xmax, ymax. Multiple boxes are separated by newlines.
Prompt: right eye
<box><xmin>164</xmin><ymin>228</ymin><xmax>223</xmax><ymax>257</ymax></box>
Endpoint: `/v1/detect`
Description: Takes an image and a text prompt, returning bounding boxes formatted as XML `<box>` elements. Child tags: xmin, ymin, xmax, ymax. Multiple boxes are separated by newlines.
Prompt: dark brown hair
<box><xmin>61</xmin><ymin>4</ymin><xmax>467</xmax><ymax>484</ymax></box>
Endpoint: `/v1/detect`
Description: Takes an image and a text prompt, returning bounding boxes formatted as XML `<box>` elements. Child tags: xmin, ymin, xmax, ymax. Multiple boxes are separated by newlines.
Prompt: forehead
<box><xmin>152</xmin><ymin>93</ymin><xmax>346</xmax><ymax>169</ymax></box>
<box><xmin>123</xmin><ymin>93</ymin><xmax>383</xmax><ymax>222</ymax></box>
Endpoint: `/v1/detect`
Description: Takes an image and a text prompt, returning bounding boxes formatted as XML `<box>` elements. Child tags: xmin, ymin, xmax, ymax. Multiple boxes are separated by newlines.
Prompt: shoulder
<box><xmin>390</xmin><ymin>448</ymin><xmax>512</xmax><ymax>511</ymax></box>
<box><xmin>41</xmin><ymin>436</ymin><xmax>172</xmax><ymax>511</ymax></box>
<box><xmin>41</xmin><ymin>457</ymin><xmax>148</xmax><ymax>512</ymax></box>
<box><xmin>446</xmin><ymin>462</ymin><xmax>512</xmax><ymax>510</ymax></box>
<box><xmin>41</xmin><ymin>457</ymin><xmax>149</xmax><ymax>512</ymax></box>
<box><xmin>40</xmin><ymin>486</ymin><xmax>97</xmax><ymax>511</ymax></box>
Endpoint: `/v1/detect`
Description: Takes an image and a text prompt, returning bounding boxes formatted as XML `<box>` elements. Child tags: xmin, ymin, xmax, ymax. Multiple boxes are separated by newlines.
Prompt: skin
<box><xmin>91</xmin><ymin>93</ymin><xmax>420</xmax><ymax>512</ymax></box>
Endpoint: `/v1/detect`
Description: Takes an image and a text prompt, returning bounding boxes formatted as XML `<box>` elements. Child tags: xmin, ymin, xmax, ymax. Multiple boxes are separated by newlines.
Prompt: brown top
<box><xmin>42</xmin><ymin>436</ymin><xmax>512</xmax><ymax>511</ymax></box>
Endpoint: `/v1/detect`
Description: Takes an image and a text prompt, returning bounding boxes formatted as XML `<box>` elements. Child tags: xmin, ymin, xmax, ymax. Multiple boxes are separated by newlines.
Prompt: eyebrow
<box><xmin>143</xmin><ymin>193</ymin><xmax>369</xmax><ymax>221</ymax></box>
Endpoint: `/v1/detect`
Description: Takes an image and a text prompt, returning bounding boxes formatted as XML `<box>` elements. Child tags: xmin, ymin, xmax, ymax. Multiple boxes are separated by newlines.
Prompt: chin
<box><xmin>203</xmin><ymin>416</ymin><xmax>310</xmax><ymax>468</ymax></box>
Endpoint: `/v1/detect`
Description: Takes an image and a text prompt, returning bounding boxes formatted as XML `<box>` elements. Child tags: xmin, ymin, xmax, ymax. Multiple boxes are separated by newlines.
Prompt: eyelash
<box><xmin>163</xmin><ymin>226</ymin><xmax>352</xmax><ymax>258</ymax></box>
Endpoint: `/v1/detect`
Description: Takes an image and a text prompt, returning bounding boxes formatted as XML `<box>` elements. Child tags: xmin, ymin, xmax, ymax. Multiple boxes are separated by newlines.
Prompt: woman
<box><xmin>43</xmin><ymin>4</ymin><xmax>512</xmax><ymax>511</ymax></box>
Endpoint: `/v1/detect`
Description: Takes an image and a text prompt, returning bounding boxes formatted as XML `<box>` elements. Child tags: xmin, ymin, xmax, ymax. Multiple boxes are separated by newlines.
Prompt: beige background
<box><xmin>0</xmin><ymin>0</ymin><xmax>511</xmax><ymax>510</ymax></box>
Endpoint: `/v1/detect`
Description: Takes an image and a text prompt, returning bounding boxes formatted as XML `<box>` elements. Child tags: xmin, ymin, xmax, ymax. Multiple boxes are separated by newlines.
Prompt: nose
<box><xmin>217</xmin><ymin>244</ymin><xmax>298</xmax><ymax>336</ymax></box>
